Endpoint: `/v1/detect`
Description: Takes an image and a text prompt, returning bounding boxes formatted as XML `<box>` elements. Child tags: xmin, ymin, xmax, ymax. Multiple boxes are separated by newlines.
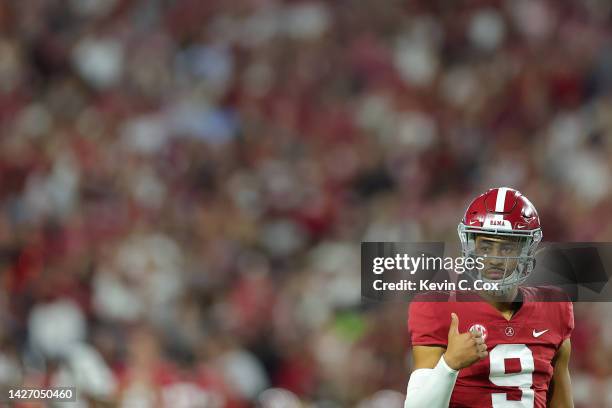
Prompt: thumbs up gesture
<box><xmin>443</xmin><ymin>313</ymin><xmax>488</xmax><ymax>371</ymax></box>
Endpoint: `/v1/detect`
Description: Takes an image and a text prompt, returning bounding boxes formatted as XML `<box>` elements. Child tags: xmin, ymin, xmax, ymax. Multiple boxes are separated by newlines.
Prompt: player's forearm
<box><xmin>404</xmin><ymin>354</ymin><xmax>458</xmax><ymax>408</ymax></box>
<box><xmin>547</xmin><ymin>381</ymin><xmax>574</xmax><ymax>408</ymax></box>
<box><xmin>547</xmin><ymin>340</ymin><xmax>574</xmax><ymax>408</ymax></box>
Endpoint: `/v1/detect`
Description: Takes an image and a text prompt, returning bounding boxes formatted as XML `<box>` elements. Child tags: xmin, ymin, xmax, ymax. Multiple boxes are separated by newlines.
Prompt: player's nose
<box><xmin>488</xmin><ymin>255</ymin><xmax>504</xmax><ymax>266</ymax></box>
<box><xmin>488</xmin><ymin>244</ymin><xmax>505</xmax><ymax>263</ymax></box>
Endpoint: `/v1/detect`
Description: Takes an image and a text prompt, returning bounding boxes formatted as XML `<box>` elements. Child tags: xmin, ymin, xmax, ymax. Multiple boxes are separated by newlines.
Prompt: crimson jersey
<box><xmin>407</xmin><ymin>287</ymin><xmax>574</xmax><ymax>408</ymax></box>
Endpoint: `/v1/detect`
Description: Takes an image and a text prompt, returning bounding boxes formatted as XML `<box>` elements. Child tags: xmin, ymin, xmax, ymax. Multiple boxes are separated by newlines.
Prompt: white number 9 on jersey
<box><xmin>489</xmin><ymin>344</ymin><xmax>535</xmax><ymax>408</ymax></box>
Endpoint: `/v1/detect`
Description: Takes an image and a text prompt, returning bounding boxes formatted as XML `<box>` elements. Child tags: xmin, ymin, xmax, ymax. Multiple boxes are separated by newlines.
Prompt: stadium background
<box><xmin>1</xmin><ymin>0</ymin><xmax>611</xmax><ymax>406</ymax></box>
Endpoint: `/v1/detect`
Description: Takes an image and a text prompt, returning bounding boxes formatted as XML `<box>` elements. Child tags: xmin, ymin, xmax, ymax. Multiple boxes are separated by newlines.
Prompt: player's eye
<box><xmin>501</xmin><ymin>245</ymin><xmax>516</xmax><ymax>254</ymax></box>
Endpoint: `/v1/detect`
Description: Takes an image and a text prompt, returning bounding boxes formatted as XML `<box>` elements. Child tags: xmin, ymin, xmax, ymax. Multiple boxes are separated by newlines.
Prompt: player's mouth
<box><xmin>484</xmin><ymin>268</ymin><xmax>506</xmax><ymax>280</ymax></box>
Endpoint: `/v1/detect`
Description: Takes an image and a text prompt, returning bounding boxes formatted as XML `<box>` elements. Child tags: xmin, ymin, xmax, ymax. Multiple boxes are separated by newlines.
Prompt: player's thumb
<box><xmin>449</xmin><ymin>313</ymin><xmax>459</xmax><ymax>336</ymax></box>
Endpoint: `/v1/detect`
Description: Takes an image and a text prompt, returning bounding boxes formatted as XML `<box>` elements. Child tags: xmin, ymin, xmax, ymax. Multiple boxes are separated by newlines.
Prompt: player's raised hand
<box><xmin>443</xmin><ymin>313</ymin><xmax>488</xmax><ymax>370</ymax></box>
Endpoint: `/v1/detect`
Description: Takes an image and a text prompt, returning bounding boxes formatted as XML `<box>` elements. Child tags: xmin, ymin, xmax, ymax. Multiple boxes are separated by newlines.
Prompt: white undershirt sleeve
<box><xmin>404</xmin><ymin>354</ymin><xmax>459</xmax><ymax>408</ymax></box>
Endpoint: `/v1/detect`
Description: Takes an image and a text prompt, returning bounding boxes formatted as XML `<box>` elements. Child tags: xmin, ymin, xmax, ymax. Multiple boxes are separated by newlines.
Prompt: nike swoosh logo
<box><xmin>533</xmin><ymin>329</ymin><xmax>548</xmax><ymax>338</ymax></box>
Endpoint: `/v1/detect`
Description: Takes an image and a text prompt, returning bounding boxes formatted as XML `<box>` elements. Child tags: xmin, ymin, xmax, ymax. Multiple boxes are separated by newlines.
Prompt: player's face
<box><xmin>473</xmin><ymin>235</ymin><xmax>523</xmax><ymax>280</ymax></box>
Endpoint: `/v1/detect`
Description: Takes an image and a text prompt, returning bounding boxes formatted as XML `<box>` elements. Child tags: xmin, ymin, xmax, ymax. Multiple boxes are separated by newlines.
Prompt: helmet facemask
<box><xmin>457</xmin><ymin>224</ymin><xmax>542</xmax><ymax>297</ymax></box>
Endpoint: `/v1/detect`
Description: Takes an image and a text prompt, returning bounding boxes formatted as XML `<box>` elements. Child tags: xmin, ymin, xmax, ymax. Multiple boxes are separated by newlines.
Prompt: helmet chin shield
<box><xmin>457</xmin><ymin>224</ymin><xmax>542</xmax><ymax>296</ymax></box>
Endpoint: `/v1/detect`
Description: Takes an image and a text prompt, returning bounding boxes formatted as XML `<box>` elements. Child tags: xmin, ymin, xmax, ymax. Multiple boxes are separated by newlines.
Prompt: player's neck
<box><xmin>482</xmin><ymin>287</ymin><xmax>521</xmax><ymax>319</ymax></box>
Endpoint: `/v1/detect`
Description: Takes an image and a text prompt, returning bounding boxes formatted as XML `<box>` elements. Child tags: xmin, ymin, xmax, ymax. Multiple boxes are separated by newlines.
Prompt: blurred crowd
<box><xmin>1</xmin><ymin>0</ymin><xmax>612</xmax><ymax>406</ymax></box>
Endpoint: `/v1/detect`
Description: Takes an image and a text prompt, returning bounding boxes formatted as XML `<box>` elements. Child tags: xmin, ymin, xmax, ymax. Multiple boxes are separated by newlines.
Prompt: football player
<box><xmin>404</xmin><ymin>187</ymin><xmax>574</xmax><ymax>408</ymax></box>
